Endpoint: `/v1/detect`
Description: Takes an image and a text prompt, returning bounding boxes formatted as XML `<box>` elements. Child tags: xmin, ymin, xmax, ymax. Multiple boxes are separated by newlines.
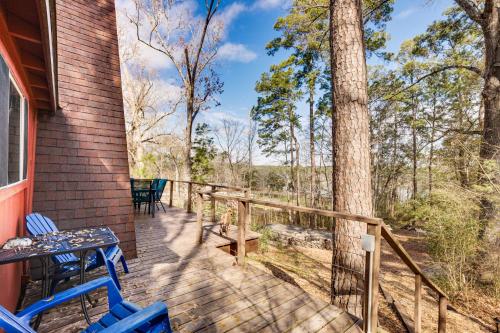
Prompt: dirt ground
<box><xmin>247</xmin><ymin>230</ymin><xmax>500</xmax><ymax>333</ymax></box>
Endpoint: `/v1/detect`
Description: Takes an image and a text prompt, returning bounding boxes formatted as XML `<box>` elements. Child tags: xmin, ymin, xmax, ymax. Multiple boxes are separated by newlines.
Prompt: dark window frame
<box><xmin>0</xmin><ymin>54</ymin><xmax>28</xmax><ymax>189</ymax></box>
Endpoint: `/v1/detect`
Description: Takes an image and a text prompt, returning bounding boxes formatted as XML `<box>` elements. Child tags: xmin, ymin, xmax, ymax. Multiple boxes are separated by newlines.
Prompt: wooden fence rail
<box><xmin>163</xmin><ymin>179</ymin><xmax>448</xmax><ymax>333</ymax></box>
<box><xmin>165</xmin><ymin>179</ymin><xmax>249</xmax><ymax>214</ymax></box>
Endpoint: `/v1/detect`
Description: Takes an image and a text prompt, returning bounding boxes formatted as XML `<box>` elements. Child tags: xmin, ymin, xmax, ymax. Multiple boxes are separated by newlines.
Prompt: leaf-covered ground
<box><xmin>248</xmin><ymin>230</ymin><xmax>499</xmax><ymax>332</ymax></box>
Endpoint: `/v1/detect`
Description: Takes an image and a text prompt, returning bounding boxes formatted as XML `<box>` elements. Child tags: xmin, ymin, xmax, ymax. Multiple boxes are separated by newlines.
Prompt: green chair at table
<box><xmin>152</xmin><ymin>179</ymin><xmax>167</xmax><ymax>213</ymax></box>
<box><xmin>130</xmin><ymin>178</ymin><xmax>151</xmax><ymax>212</ymax></box>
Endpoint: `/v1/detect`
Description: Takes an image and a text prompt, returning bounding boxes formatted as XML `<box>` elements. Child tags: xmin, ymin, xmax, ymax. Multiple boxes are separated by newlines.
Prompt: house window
<box><xmin>0</xmin><ymin>54</ymin><xmax>28</xmax><ymax>188</ymax></box>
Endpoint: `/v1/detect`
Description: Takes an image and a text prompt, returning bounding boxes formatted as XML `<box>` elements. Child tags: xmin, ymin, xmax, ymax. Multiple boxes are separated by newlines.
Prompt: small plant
<box><xmin>250</xmin><ymin>222</ymin><xmax>274</xmax><ymax>253</ymax></box>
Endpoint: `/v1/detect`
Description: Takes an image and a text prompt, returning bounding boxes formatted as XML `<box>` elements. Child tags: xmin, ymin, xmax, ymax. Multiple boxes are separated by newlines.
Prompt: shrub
<box><xmin>250</xmin><ymin>222</ymin><xmax>274</xmax><ymax>253</ymax></box>
<box><xmin>412</xmin><ymin>189</ymin><xmax>481</xmax><ymax>296</ymax></box>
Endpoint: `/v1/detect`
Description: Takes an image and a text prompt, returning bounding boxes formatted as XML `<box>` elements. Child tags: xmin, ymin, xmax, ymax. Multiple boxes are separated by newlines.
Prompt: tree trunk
<box><xmin>184</xmin><ymin>113</ymin><xmax>193</xmax><ymax>181</ymax></box>
<box><xmin>412</xmin><ymin>101</ymin><xmax>418</xmax><ymax>201</ymax></box>
<box><xmin>309</xmin><ymin>81</ymin><xmax>317</xmax><ymax>227</ymax></box>
<box><xmin>478</xmin><ymin>32</ymin><xmax>500</xmax><ymax>239</ymax></box>
<box><xmin>183</xmin><ymin>90</ymin><xmax>194</xmax><ymax>215</ymax></box>
<box><xmin>329</xmin><ymin>0</ymin><xmax>373</xmax><ymax>316</ymax></box>
<box><xmin>295</xmin><ymin>137</ymin><xmax>301</xmax><ymax>207</ymax></box>
<box><xmin>248</xmin><ymin>119</ymin><xmax>253</xmax><ymax>188</ymax></box>
<box><xmin>429</xmin><ymin>93</ymin><xmax>436</xmax><ymax>194</ymax></box>
<box><xmin>288</xmin><ymin>106</ymin><xmax>296</xmax><ymax>200</ymax></box>
<box><xmin>455</xmin><ymin>91</ymin><xmax>470</xmax><ymax>187</ymax></box>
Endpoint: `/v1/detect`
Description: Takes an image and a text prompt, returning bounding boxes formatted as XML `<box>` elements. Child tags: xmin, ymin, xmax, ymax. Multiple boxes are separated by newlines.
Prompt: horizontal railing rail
<box><xmin>165</xmin><ymin>179</ymin><xmax>249</xmax><ymax>214</ymax></box>
<box><xmin>208</xmin><ymin>193</ymin><xmax>382</xmax><ymax>225</ymax></box>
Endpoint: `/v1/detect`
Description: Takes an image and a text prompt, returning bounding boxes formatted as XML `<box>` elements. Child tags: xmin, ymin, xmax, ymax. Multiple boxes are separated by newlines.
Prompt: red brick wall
<box><xmin>33</xmin><ymin>0</ymin><xmax>136</xmax><ymax>258</ymax></box>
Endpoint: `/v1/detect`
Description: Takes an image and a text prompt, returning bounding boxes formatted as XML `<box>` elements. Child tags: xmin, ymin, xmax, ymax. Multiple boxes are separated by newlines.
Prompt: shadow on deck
<box><xmin>21</xmin><ymin>206</ymin><xmax>361</xmax><ymax>332</ymax></box>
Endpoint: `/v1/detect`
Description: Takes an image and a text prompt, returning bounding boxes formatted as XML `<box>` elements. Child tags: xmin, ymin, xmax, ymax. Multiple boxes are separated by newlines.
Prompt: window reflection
<box><xmin>8</xmin><ymin>81</ymin><xmax>21</xmax><ymax>184</ymax></box>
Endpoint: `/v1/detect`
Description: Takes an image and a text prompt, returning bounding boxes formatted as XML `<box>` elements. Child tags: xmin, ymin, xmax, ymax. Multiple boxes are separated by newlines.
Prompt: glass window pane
<box><xmin>23</xmin><ymin>100</ymin><xmax>28</xmax><ymax>179</ymax></box>
<box><xmin>0</xmin><ymin>54</ymin><xmax>8</xmax><ymax>187</ymax></box>
<box><xmin>8</xmin><ymin>81</ymin><xmax>21</xmax><ymax>184</ymax></box>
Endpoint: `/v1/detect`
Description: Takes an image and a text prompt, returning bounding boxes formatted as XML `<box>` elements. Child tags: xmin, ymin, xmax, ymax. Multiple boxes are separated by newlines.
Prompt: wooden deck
<box><xmin>22</xmin><ymin>206</ymin><xmax>361</xmax><ymax>333</ymax></box>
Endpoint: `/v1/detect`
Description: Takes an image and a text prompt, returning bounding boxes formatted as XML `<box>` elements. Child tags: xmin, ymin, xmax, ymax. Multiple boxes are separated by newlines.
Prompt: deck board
<box><xmin>21</xmin><ymin>206</ymin><xmax>361</xmax><ymax>333</ymax></box>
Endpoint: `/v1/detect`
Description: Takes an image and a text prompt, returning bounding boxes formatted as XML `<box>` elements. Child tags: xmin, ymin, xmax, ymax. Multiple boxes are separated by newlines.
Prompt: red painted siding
<box><xmin>0</xmin><ymin>14</ymin><xmax>38</xmax><ymax>311</ymax></box>
<box><xmin>0</xmin><ymin>187</ymin><xmax>25</xmax><ymax>311</ymax></box>
<box><xmin>33</xmin><ymin>0</ymin><xmax>136</xmax><ymax>257</ymax></box>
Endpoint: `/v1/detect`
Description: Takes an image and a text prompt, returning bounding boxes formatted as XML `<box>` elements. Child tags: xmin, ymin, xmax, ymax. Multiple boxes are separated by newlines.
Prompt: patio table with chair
<box><xmin>0</xmin><ymin>225</ymin><xmax>119</xmax><ymax>327</ymax></box>
<box><xmin>130</xmin><ymin>178</ymin><xmax>168</xmax><ymax>218</ymax></box>
<box><xmin>0</xmin><ymin>213</ymin><xmax>173</xmax><ymax>333</ymax></box>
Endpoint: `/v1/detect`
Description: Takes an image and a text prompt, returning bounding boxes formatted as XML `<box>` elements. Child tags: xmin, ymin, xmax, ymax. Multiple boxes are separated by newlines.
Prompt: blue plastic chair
<box><xmin>25</xmin><ymin>213</ymin><xmax>129</xmax><ymax>292</ymax></box>
<box><xmin>0</xmin><ymin>277</ymin><xmax>172</xmax><ymax>333</ymax></box>
<box><xmin>152</xmin><ymin>179</ymin><xmax>167</xmax><ymax>213</ymax></box>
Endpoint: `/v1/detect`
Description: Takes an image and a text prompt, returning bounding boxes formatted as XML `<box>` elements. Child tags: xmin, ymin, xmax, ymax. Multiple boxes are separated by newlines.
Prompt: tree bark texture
<box><xmin>478</xmin><ymin>2</ymin><xmax>500</xmax><ymax>240</ymax></box>
<box><xmin>412</xmin><ymin>105</ymin><xmax>418</xmax><ymax>201</ymax></box>
<box><xmin>329</xmin><ymin>0</ymin><xmax>374</xmax><ymax>316</ymax></box>
<box><xmin>309</xmin><ymin>82</ymin><xmax>318</xmax><ymax>227</ymax></box>
<box><xmin>184</xmin><ymin>95</ymin><xmax>194</xmax><ymax>182</ymax></box>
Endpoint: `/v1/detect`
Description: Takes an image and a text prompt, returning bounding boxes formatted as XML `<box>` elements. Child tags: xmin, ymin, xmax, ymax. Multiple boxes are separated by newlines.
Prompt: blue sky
<box><xmin>116</xmin><ymin>0</ymin><xmax>455</xmax><ymax>164</ymax></box>
<box><xmin>207</xmin><ymin>0</ymin><xmax>454</xmax><ymax>126</ymax></box>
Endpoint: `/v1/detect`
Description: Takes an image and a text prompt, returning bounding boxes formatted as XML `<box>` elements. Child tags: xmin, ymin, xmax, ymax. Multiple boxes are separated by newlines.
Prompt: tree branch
<box><xmin>373</xmin><ymin>64</ymin><xmax>482</xmax><ymax>103</ymax></box>
<box><xmin>454</xmin><ymin>0</ymin><xmax>484</xmax><ymax>26</ymax></box>
<box><xmin>363</xmin><ymin>0</ymin><xmax>392</xmax><ymax>25</ymax></box>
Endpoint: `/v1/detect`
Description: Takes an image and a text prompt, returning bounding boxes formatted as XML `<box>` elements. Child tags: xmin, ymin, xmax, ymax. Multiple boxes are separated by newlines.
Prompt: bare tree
<box><xmin>214</xmin><ymin>119</ymin><xmax>247</xmax><ymax>184</ymax></box>
<box><xmin>247</xmin><ymin>117</ymin><xmax>257</xmax><ymax>188</ymax></box>
<box><xmin>129</xmin><ymin>0</ymin><xmax>224</xmax><ymax>181</ymax></box>
<box><xmin>123</xmin><ymin>67</ymin><xmax>179</xmax><ymax>172</ymax></box>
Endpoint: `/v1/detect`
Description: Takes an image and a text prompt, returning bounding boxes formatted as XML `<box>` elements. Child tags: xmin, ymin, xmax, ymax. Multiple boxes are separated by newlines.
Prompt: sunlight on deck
<box><xmin>22</xmin><ymin>206</ymin><xmax>361</xmax><ymax>333</ymax></box>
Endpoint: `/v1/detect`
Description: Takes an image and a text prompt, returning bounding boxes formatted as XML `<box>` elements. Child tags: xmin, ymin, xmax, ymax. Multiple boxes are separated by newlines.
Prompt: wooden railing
<box><xmin>165</xmin><ymin>179</ymin><xmax>249</xmax><ymax>216</ymax></box>
<box><xmin>164</xmin><ymin>182</ymin><xmax>448</xmax><ymax>333</ymax></box>
<box><xmin>381</xmin><ymin>225</ymin><xmax>448</xmax><ymax>333</ymax></box>
<box><xmin>196</xmin><ymin>192</ymin><xmax>381</xmax><ymax>333</ymax></box>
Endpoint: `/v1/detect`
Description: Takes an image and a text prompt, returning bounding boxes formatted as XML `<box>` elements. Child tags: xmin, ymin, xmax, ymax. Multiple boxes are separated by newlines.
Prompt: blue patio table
<box><xmin>0</xmin><ymin>227</ymin><xmax>119</xmax><ymax>328</ymax></box>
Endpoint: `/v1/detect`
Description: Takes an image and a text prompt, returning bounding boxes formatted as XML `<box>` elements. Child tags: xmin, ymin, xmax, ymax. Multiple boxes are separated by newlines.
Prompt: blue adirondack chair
<box><xmin>0</xmin><ymin>276</ymin><xmax>172</xmax><ymax>333</ymax></box>
<box><xmin>25</xmin><ymin>213</ymin><xmax>129</xmax><ymax>292</ymax></box>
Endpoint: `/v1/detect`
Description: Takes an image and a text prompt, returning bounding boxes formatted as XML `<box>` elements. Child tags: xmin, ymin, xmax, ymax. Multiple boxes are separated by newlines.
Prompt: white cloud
<box><xmin>252</xmin><ymin>0</ymin><xmax>291</xmax><ymax>10</ymax></box>
<box><xmin>395</xmin><ymin>6</ymin><xmax>419</xmax><ymax>20</ymax></box>
<box><xmin>208</xmin><ymin>110</ymin><xmax>247</xmax><ymax>124</ymax></box>
<box><xmin>136</xmin><ymin>45</ymin><xmax>173</xmax><ymax>70</ymax></box>
<box><xmin>218</xmin><ymin>2</ymin><xmax>246</xmax><ymax>26</ymax></box>
<box><xmin>153</xmin><ymin>79</ymin><xmax>183</xmax><ymax>105</ymax></box>
<box><xmin>212</xmin><ymin>2</ymin><xmax>246</xmax><ymax>39</ymax></box>
<box><xmin>116</xmin><ymin>2</ymin><xmax>174</xmax><ymax>70</ymax></box>
<box><xmin>218</xmin><ymin>43</ymin><xmax>257</xmax><ymax>63</ymax></box>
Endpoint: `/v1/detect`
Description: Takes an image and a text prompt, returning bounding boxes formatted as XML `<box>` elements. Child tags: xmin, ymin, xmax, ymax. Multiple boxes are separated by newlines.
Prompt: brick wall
<box><xmin>33</xmin><ymin>0</ymin><xmax>136</xmax><ymax>258</ymax></box>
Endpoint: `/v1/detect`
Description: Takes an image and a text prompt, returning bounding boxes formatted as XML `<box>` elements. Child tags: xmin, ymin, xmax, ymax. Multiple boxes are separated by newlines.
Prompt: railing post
<box><xmin>414</xmin><ymin>274</ymin><xmax>422</xmax><ymax>333</ymax></box>
<box><xmin>237</xmin><ymin>199</ymin><xmax>248</xmax><ymax>265</ymax></box>
<box><xmin>196</xmin><ymin>192</ymin><xmax>204</xmax><ymax>244</ymax></box>
<box><xmin>244</xmin><ymin>189</ymin><xmax>251</xmax><ymax>224</ymax></box>
<box><xmin>211</xmin><ymin>185</ymin><xmax>216</xmax><ymax>222</ymax></box>
<box><xmin>438</xmin><ymin>295</ymin><xmax>447</xmax><ymax>333</ymax></box>
<box><xmin>169</xmin><ymin>180</ymin><xmax>174</xmax><ymax>207</ymax></box>
<box><xmin>363</xmin><ymin>223</ymin><xmax>381</xmax><ymax>333</ymax></box>
<box><xmin>187</xmin><ymin>182</ymin><xmax>193</xmax><ymax>213</ymax></box>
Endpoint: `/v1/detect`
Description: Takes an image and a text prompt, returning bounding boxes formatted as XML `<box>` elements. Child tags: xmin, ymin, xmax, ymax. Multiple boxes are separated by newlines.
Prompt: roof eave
<box><xmin>37</xmin><ymin>0</ymin><xmax>58</xmax><ymax>112</ymax></box>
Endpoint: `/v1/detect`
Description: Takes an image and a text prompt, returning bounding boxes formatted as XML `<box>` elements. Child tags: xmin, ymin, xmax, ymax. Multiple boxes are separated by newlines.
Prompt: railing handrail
<box><xmin>381</xmin><ymin>224</ymin><xmax>447</xmax><ymax>298</ymax></box>
<box><xmin>207</xmin><ymin>192</ymin><xmax>382</xmax><ymax>225</ymax></box>
<box><xmin>168</xmin><ymin>179</ymin><xmax>249</xmax><ymax>192</ymax></box>
<box><xmin>205</xmin><ymin>191</ymin><xmax>447</xmax><ymax>297</ymax></box>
